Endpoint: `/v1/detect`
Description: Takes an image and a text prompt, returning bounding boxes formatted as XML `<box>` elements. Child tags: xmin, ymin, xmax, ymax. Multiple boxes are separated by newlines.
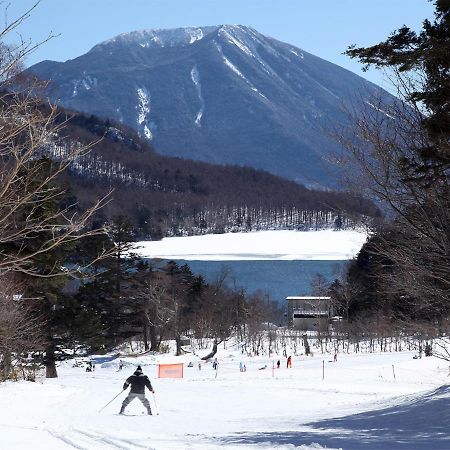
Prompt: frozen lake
<box><xmin>137</xmin><ymin>230</ymin><xmax>364</xmax><ymax>302</ymax></box>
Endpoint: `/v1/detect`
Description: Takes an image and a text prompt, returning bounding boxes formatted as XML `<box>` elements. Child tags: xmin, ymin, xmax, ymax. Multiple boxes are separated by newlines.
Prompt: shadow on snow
<box><xmin>217</xmin><ymin>385</ymin><xmax>450</xmax><ymax>450</ymax></box>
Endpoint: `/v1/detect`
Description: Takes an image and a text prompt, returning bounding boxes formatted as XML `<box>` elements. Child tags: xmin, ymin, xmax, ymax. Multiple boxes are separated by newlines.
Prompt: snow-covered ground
<box><xmin>134</xmin><ymin>230</ymin><xmax>368</xmax><ymax>261</ymax></box>
<box><xmin>1</xmin><ymin>347</ymin><xmax>449</xmax><ymax>450</ymax></box>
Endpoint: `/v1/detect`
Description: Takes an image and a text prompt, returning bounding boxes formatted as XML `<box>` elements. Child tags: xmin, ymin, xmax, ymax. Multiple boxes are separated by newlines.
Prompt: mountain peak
<box><xmin>92</xmin><ymin>26</ymin><xmax>219</xmax><ymax>51</ymax></box>
<box><xmin>90</xmin><ymin>25</ymin><xmax>262</xmax><ymax>52</ymax></box>
<box><xmin>29</xmin><ymin>25</ymin><xmax>390</xmax><ymax>188</ymax></box>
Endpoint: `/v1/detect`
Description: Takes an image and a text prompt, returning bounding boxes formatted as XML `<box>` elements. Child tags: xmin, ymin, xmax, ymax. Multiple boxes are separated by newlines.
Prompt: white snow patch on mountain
<box><xmin>97</xmin><ymin>26</ymin><xmax>217</xmax><ymax>51</ymax></box>
<box><xmin>290</xmin><ymin>49</ymin><xmax>304</xmax><ymax>59</ymax></box>
<box><xmin>219</xmin><ymin>26</ymin><xmax>254</xmax><ymax>57</ymax></box>
<box><xmin>223</xmin><ymin>56</ymin><xmax>246</xmax><ymax>79</ymax></box>
<box><xmin>71</xmin><ymin>74</ymin><xmax>97</xmax><ymax>97</ymax></box>
<box><xmin>188</xmin><ymin>28</ymin><xmax>204</xmax><ymax>44</ymax></box>
<box><xmin>215</xmin><ymin>42</ymin><xmax>268</xmax><ymax>100</ymax></box>
<box><xmin>136</xmin><ymin>87</ymin><xmax>152</xmax><ymax>139</ymax></box>
<box><xmin>190</xmin><ymin>65</ymin><xmax>205</xmax><ymax>126</ymax></box>
<box><xmin>218</xmin><ymin>26</ymin><xmax>275</xmax><ymax>77</ymax></box>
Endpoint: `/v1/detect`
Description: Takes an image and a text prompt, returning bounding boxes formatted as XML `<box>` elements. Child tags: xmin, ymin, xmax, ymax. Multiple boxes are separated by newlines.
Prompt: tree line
<box><xmin>323</xmin><ymin>1</ymin><xmax>450</xmax><ymax>355</ymax></box>
<box><xmin>53</xmin><ymin>108</ymin><xmax>379</xmax><ymax>239</ymax></box>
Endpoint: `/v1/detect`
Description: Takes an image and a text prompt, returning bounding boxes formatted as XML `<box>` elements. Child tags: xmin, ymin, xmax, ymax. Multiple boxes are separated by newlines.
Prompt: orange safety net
<box><xmin>158</xmin><ymin>363</ymin><xmax>184</xmax><ymax>378</ymax></box>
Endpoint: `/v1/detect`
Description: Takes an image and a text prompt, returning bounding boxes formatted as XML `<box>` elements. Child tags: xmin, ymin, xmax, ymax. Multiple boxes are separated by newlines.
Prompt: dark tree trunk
<box><xmin>143</xmin><ymin>319</ymin><xmax>149</xmax><ymax>351</ymax></box>
<box><xmin>303</xmin><ymin>334</ymin><xmax>311</xmax><ymax>356</ymax></box>
<box><xmin>0</xmin><ymin>350</ymin><xmax>12</xmax><ymax>380</ymax></box>
<box><xmin>149</xmin><ymin>325</ymin><xmax>159</xmax><ymax>352</ymax></box>
<box><xmin>175</xmin><ymin>333</ymin><xmax>183</xmax><ymax>356</ymax></box>
<box><xmin>201</xmin><ymin>339</ymin><xmax>218</xmax><ymax>360</ymax></box>
<box><xmin>44</xmin><ymin>343</ymin><xmax>58</xmax><ymax>378</ymax></box>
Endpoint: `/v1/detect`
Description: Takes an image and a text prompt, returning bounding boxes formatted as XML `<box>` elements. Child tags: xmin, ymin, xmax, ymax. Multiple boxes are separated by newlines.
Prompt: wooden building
<box><xmin>286</xmin><ymin>296</ymin><xmax>332</xmax><ymax>331</ymax></box>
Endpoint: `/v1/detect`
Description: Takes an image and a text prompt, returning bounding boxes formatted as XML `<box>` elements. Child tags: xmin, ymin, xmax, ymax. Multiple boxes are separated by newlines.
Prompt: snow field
<box><xmin>0</xmin><ymin>347</ymin><xmax>448</xmax><ymax>450</ymax></box>
<box><xmin>134</xmin><ymin>229</ymin><xmax>368</xmax><ymax>261</ymax></box>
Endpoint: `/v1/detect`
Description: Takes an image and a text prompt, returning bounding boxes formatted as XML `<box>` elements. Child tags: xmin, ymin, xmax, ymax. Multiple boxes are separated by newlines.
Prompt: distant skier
<box><xmin>276</xmin><ymin>360</ymin><xmax>280</xmax><ymax>369</ymax></box>
<box><xmin>287</xmin><ymin>356</ymin><xmax>292</xmax><ymax>368</ymax></box>
<box><xmin>86</xmin><ymin>361</ymin><xmax>93</xmax><ymax>372</ymax></box>
<box><xmin>118</xmin><ymin>360</ymin><xmax>124</xmax><ymax>371</ymax></box>
<box><xmin>119</xmin><ymin>365</ymin><xmax>154</xmax><ymax>415</ymax></box>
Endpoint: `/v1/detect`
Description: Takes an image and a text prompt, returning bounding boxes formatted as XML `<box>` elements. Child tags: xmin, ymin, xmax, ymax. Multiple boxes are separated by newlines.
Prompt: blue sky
<box><xmin>10</xmin><ymin>0</ymin><xmax>433</xmax><ymax>89</ymax></box>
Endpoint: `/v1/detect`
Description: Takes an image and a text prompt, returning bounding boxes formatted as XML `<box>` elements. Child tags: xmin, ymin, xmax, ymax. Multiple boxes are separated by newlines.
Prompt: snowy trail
<box><xmin>0</xmin><ymin>350</ymin><xmax>448</xmax><ymax>449</ymax></box>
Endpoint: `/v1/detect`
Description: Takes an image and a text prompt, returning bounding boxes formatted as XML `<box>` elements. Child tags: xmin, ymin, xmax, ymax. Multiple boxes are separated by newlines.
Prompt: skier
<box><xmin>287</xmin><ymin>355</ymin><xmax>292</xmax><ymax>368</ymax></box>
<box><xmin>276</xmin><ymin>360</ymin><xmax>280</xmax><ymax>369</ymax></box>
<box><xmin>119</xmin><ymin>365</ymin><xmax>155</xmax><ymax>415</ymax></box>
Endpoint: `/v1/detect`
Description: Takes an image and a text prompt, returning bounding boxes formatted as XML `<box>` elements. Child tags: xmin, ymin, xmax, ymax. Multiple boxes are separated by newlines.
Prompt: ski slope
<box><xmin>134</xmin><ymin>229</ymin><xmax>368</xmax><ymax>261</ymax></box>
<box><xmin>1</xmin><ymin>348</ymin><xmax>449</xmax><ymax>449</ymax></box>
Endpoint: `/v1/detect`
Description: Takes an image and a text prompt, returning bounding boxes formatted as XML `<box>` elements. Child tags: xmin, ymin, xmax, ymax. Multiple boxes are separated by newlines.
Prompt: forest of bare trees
<box><xmin>329</xmin><ymin>1</ymin><xmax>450</xmax><ymax>353</ymax></box>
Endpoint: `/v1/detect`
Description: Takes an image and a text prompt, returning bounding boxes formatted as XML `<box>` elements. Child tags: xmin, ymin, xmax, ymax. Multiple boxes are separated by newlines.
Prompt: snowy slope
<box><xmin>0</xmin><ymin>348</ymin><xmax>449</xmax><ymax>449</ymax></box>
<box><xmin>134</xmin><ymin>229</ymin><xmax>368</xmax><ymax>261</ymax></box>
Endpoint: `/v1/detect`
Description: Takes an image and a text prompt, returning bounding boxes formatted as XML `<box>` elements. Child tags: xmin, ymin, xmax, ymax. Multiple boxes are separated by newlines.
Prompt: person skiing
<box><xmin>287</xmin><ymin>355</ymin><xmax>292</xmax><ymax>368</ymax></box>
<box><xmin>119</xmin><ymin>365</ymin><xmax>154</xmax><ymax>415</ymax></box>
<box><xmin>276</xmin><ymin>360</ymin><xmax>280</xmax><ymax>369</ymax></box>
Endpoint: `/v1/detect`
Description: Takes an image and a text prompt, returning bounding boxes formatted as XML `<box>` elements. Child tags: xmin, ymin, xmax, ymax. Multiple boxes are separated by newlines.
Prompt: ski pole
<box><xmin>152</xmin><ymin>392</ymin><xmax>159</xmax><ymax>415</ymax></box>
<box><xmin>98</xmin><ymin>389</ymin><xmax>125</xmax><ymax>413</ymax></box>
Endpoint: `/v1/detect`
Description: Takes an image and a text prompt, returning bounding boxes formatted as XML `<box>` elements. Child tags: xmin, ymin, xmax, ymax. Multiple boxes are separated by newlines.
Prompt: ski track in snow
<box><xmin>190</xmin><ymin>65</ymin><xmax>205</xmax><ymax>126</ymax></box>
<box><xmin>1</xmin><ymin>349</ymin><xmax>449</xmax><ymax>449</ymax></box>
<box><xmin>47</xmin><ymin>427</ymin><xmax>153</xmax><ymax>450</ymax></box>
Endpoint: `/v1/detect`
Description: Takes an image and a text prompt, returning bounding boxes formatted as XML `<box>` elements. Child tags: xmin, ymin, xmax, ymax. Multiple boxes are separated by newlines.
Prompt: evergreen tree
<box><xmin>346</xmin><ymin>0</ymin><xmax>450</xmax><ymax>182</ymax></box>
<box><xmin>76</xmin><ymin>215</ymin><xmax>144</xmax><ymax>349</ymax></box>
<box><xmin>341</xmin><ymin>1</ymin><xmax>450</xmax><ymax>319</ymax></box>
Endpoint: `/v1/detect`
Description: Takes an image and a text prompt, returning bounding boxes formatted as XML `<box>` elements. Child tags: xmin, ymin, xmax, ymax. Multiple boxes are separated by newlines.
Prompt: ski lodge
<box><xmin>286</xmin><ymin>296</ymin><xmax>333</xmax><ymax>331</ymax></box>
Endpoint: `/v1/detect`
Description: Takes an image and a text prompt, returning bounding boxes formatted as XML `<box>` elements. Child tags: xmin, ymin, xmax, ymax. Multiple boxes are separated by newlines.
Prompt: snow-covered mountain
<box><xmin>29</xmin><ymin>25</ymin><xmax>392</xmax><ymax>188</ymax></box>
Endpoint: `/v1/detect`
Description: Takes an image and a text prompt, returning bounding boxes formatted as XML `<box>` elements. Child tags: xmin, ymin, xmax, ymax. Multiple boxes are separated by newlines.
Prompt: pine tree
<box><xmin>345</xmin><ymin>1</ymin><xmax>450</xmax><ymax>182</ymax></box>
<box><xmin>340</xmin><ymin>1</ymin><xmax>450</xmax><ymax>320</ymax></box>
